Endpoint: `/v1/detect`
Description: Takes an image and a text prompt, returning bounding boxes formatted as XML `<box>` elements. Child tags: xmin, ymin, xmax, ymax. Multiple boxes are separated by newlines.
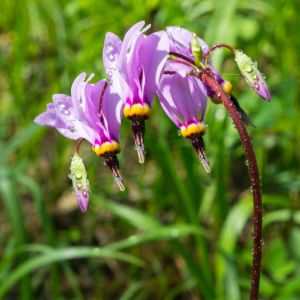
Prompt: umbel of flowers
<box><xmin>35</xmin><ymin>21</ymin><xmax>270</xmax><ymax>300</ymax></box>
<box><xmin>35</xmin><ymin>21</ymin><xmax>270</xmax><ymax>212</ymax></box>
<box><xmin>35</xmin><ymin>22</ymin><xmax>270</xmax><ymax>212</ymax></box>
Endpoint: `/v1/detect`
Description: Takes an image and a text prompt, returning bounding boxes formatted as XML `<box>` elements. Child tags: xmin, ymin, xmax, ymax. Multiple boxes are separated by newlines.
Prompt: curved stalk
<box><xmin>198</xmin><ymin>69</ymin><xmax>262</xmax><ymax>300</ymax></box>
<box><xmin>203</xmin><ymin>43</ymin><xmax>236</xmax><ymax>65</ymax></box>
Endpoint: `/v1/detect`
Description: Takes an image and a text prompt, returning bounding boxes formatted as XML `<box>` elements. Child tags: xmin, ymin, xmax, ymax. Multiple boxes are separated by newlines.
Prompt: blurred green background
<box><xmin>0</xmin><ymin>0</ymin><xmax>299</xmax><ymax>299</ymax></box>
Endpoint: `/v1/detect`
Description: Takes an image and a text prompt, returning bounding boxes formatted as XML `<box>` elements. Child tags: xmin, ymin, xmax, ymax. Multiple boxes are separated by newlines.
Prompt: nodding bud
<box><xmin>191</xmin><ymin>135</ymin><xmax>211</xmax><ymax>173</ymax></box>
<box><xmin>105</xmin><ymin>155</ymin><xmax>125</xmax><ymax>192</ymax></box>
<box><xmin>132</xmin><ymin>119</ymin><xmax>146</xmax><ymax>164</ymax></box>
<box><xmin>190</xmin><ymin>33</ymin><xmax>202</xmax><ymax>68</ymax></box>
<box><xmin>70</xmin><ymin>153</ymin><xmax>90</xmax><ymax>213</ymax></box>
<box><xmin>234</xmin><ymin>49</ymin><xmax>271</xmax><ymax>101</ymax></box>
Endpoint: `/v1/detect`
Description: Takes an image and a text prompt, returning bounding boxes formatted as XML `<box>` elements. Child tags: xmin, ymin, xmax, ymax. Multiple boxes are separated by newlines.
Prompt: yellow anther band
<box><xmin>180</xmin><ymin>123</ymin><xmax>206</xmax><ymax>138</ymax></box>
<box><xmin>93</xmin><ymin>141</ymin><xmax>120</xmax><ymax>156</ymax></box>
<box><xmin>123</xmin><ymin>103</ymin><xmax>151</xmax><ymax>119</ymax></box>
<box><xmin>223</xmin><ymin>81</ymin><xmax>233</xmax><ymax>94</ymax></box>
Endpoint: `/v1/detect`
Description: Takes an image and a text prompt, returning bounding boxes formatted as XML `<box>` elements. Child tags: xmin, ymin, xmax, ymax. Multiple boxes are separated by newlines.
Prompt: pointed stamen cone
<box><xmin>111</xmin><ymin>166</ymin><xmax>125</xmax><ymax>192</ymax></box>
<box><xmin>105</xmin><ymin>155</ymin><xmax>125</xmax><ymax>191</ymax></box>
<box><xmin>134</xmin><ymin>133</ymin><xmax>145</xmax><ymax>164</ymax></box>
<box><xmin>191</xmin><ymin>135</ymin><xmax>211</xmax><ymax>173</ymax></box>
<box><xmin>132</xmin><ymin>119</ymin><xmax>146</xmax><ymax>164</ymax></box>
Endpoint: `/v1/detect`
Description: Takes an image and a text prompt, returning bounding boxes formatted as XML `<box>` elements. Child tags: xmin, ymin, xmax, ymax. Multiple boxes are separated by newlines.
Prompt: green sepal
<box><xmin>190</xmin><ymin>33</ymin><xmax>202</xmax><ymax>68</ymax></box>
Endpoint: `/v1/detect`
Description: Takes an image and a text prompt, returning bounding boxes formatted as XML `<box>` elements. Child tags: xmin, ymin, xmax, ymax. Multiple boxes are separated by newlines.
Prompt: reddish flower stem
<box><xmin>169</xmin><ymin>51</ymin><xmax>195</xmax><ymax>65</ymax></box>
<box><xmin>98</xmin><ymin>81</ymin><xmax>108</xmax><ymax>115</ymax></box>
<box><xmin>203</xmin><ymin>43</ymin><xmax>236</xmax><ymax>65</ymax></box>
<box><xmin>76</xmin><ymin>138</ymin><xmax>84</xmax><ymax>154</ymax></box>
<box><xmin>198</xmin><ymin>69</ymin><xmax>262</xmax><ymax>300</ymax></box>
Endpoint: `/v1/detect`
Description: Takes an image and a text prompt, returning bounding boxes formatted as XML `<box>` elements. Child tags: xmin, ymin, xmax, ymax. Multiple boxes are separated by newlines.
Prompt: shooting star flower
<box><xmin>103</xmin><ymin>21</ymin><xmax>170</xmax><ymax>164</ymax></box>
<box><xmin>34</xmin><ymin>72</ymin><xmax>125</xmax><ymax>193</ymax></box>
<box><xmin>157</xmin><ymin>71</ymin><xmax>210</xmax><ymax>172</ymax></box>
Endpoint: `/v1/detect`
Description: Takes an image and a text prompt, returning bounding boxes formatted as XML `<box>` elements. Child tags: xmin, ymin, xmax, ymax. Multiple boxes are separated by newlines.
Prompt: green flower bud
<box><xmin>190</xmin><ymin>33</ymin><xmax>203</xmax><ymax>68</ymax></box>
<box><xmin>69</xmin><ymin>153</ymin><xmax>90</xmax><ymax>212</ymax></box>
<box><xmin>234</xmin><ymin>50</ymin><xmax>271</xmax><ymax>101</ymax></box>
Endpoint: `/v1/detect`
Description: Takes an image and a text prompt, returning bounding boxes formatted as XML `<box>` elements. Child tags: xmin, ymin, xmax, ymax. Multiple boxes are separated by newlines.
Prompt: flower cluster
<box><xmin>35</xmin><ymin>21</ymin><xmax>270</xmax><ymax>212</ymax></box>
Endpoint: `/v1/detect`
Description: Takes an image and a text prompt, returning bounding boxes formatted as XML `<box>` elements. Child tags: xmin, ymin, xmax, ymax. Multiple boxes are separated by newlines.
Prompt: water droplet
<box><xmin>108</xmin><ymin>54</ymin><xmax>114</xmax><ymax>61</ymax></box>
<box><xmin>245</xmin><ymin>64</ymin><xmax>252</xmax><ymax>72</ymax></box>
<box><xmin>75</xmin><ymin>172</ymin><xmax>82</xmax><ymax>179</ymax></box>
<box><xmin>111</xmin><ymin>64</ymin><xmax>117</xmax><ymax>70</ymax></box>
<box><xmin>254</xmin><ymin>82</ymin><xmax>260</xmax><ymax>91</ymax></box>
<box><xmin>82</xmin><ymin>190</ymin><xmax>88</xmax><ymax>197</ymax></box>
<box><xmin>68</xmin><ymin>123</ymin><xmax>75</xmax><ymax>132</ymax></box>
<box><xmin>106</xmin><ymin>42</ymin><xmax>114</xmax><ymax>52</ymax></box>
<box><xmin>108</xmin><ymin>71</ymin><xmax>113</xmax><ymax>78</ymax></box>
<box><xmin>63</xmin><ymin>109</ymin><xmax>70</xmax><ymax>115</ymax></box>
<box><xmin>56</xmin><ymin>103</ymin><xmax>65</xmax><ymax>111</ymax></box>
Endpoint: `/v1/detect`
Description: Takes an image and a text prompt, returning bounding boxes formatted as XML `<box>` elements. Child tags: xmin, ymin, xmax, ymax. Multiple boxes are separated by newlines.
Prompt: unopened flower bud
<box><xmin>190</xmin><ymin>33</ymin><xmax>203</xmax><ymax>68</ymax></box>
<box><xmin>70</xmin><ymin>153</ymin><xmax>90</xmax><ymax>213</ymax></box>
<box><xmin>234</xmin><ymin>50</ymin><xmax>271</xmax><ymax>101</ymax></box>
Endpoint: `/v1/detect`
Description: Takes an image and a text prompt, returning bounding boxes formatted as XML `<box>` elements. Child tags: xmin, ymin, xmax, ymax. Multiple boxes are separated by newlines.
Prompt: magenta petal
<box><xmin>139</xmin><ymin>31</ymin><xmax>170</xmax><ymax>105</ymax></box>
<box><xmin>254</xmin><ymin>74</ymin><xmax>271</xmax><ymax>101</ymax></box>
<box><xmin>85</xmin><ymin>80</ymin><xmax>106</xmax><ymax>123</ymax></box>
<box><xmin>35</xmin><ymin>100</ymin><xmax>81</xmax><ymax>140</ymax></box>
<box><xmin>189</xmin><ymin>76</ymin><xmax>207</xmax><ymax>121</ymax></box>
<box><xmin>169</xmin><ymin>72</ymin><xmax>199</xmax><ymax>122</ymax></box>
<box><xmin>158</xmin><ymin>73</ymin><xmax>208</xmax><ymax>126</ymax></box>
<box><xmin>103</xmin><ymin>32</ymin><xmax>122</xmax><ymax>80</ymax></box>
<box><xmin>119</xmin><ymin>21</ymin><xmax>146</xmax><ymax>81</ymax></box>
<box><xmin>101</xmin><ymin>84</ymin><xmax>123</xmax><ymax>141</ymax></box>
<box><xmin>157</xmin><ymin>74</ymin><xmax>182</xmax><ymax>126</ymax></box>
<box><xmin>70</xmin><ymin>72</ymin><xmax>87</xmax><ymax>118</ymax></box>
<box><xmin>166</xmin><ymin>26</ymin><xmax>210</xmax><ymax>55</ymax></box>
<box><xmin>74</xmin><ymin>185</ymin><xmax>89</xmax><ymax>213</ymax></box>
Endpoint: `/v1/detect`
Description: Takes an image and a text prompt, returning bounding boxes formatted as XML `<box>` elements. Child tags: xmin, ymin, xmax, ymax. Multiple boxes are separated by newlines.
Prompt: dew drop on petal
<box><xmin>68</xmin><ymin>123</ymin><xmax>75</xmax><ymax>132</ymax></box>
<box><xmin>63</xmin><ymin>109</ymin><xmax>71</xmax><ymax>115</ymax></box>
<box><xmin>56</xmin><ymin>103</ymin><xmax>65</xmax><ymax>111</ymax></box>
<box><xmin>108</xmin><ymin>54</ymin><xmax>114</xmax><ymax>61</ymax></box>
<box><xmin>106</xmin><ymin>42</ymin><xmax>114</xmax><ymax>52</ymax></box>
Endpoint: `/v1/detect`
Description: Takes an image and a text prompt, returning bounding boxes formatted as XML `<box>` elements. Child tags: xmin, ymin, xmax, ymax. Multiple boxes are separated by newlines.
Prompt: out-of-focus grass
<box><xmin>0</xmin><ymin>0</ymin><xmax>300</xmax><ymax>299</ymax></box>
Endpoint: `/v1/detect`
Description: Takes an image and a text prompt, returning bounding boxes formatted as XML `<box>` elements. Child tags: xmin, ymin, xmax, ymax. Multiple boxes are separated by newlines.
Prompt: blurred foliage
<box><xmin>0</xmin><ymin>0</ymin><xmax>300</xmax><ymax>299</ymax></box>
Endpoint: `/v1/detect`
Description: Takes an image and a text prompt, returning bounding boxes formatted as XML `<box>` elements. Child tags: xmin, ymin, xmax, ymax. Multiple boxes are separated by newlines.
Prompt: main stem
<box><xmin>198</xmin><ymin>69</ymin><xmax>262</xmax><ymax>300</ymax></box>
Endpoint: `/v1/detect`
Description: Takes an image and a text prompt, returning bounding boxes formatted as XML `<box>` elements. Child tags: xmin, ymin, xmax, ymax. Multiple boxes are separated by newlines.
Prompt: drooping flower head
<box><xmin>157</xmin><ymin>71</ymin><xmax>210</xmax><ymax>172</ymax></box>
<box><xmin>103</xmin><ymin>21</ymin><xmax>170</xmax><ymax>163</ymax></box>
<box><xmin>34</xmin><ymin>72</ymin><xmax>125</xmax><ymax>207</ymax></box>
<box><xmin>165</xmin><ymin>26</ymin><xmax>233</xmax><ymax>100</ymax></box>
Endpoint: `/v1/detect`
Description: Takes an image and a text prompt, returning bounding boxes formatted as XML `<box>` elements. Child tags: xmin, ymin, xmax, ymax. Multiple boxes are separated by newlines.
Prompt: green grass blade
<box><xmin>0</xmin><ymin>247</ymin><xmax>143</xmax><ymax>298</ymax></box>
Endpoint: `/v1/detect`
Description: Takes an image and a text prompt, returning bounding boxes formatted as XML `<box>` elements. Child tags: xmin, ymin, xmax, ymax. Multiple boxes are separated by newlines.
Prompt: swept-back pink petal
<box><xmin>101</xmin><ymin>84</ymin><xmax>123</xmax><ymax>141</ymax></box>
<box><xmin>119</xmin><ymin>21</ymin><xmax>146</xmax><ymax>83</ymax></box>
<box><xmin>139</xmin><ymin>31</ymin><xmax>170</xmax><ymax>105</ymax></box>
<box><xmin>157</xmin><ymin>75</ymin><xmax>182</xmax><ymax>127</ymax></box>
